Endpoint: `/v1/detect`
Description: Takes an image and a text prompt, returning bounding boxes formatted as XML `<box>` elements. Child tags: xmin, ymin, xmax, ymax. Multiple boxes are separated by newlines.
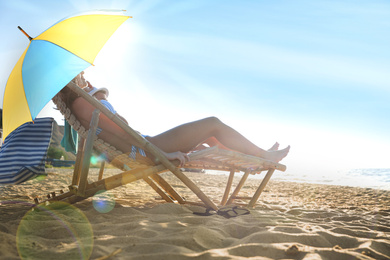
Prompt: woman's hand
<box><xmin>164</xmin><ymin>151</ymin><xmax>190</xmax><ymax>167</ymax></box>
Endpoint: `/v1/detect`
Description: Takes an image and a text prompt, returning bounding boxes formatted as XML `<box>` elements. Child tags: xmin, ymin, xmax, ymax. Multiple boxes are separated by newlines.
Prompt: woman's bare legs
<box><xmin>146</xmin><ymin>117</ymin><xmax>289</xmax><ymax>162</ymax></box>
<box><xmin>195</xmin><ymin>137</ymin><xmax>279</xmax><ymax>152</ymax></box>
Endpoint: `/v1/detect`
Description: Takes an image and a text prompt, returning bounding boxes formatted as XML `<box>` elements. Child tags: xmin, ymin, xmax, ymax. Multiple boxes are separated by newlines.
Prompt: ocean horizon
<box><xmin>207</xmin><ymin>168</ymin><xmax>390</xmax><ymax>191</ymax></box>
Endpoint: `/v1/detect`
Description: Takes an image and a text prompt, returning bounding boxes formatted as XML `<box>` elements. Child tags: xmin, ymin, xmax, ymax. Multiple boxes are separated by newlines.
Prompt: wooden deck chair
<box><xmin>37</xmin><ymin>82</ymin><xmax>286</xmax><ymax>209</ymax></box>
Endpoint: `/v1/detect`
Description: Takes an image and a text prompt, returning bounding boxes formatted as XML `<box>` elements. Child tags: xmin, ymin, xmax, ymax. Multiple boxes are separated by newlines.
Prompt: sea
<box><xmin>206</xmin><ymin>168</ymin><xmax>390</xmax><ymax>191</ymax></box>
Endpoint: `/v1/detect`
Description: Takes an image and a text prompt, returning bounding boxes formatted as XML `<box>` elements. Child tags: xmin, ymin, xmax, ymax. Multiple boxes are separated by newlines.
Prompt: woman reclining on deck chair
<box><xmin>60</xmin><ymin>72</ymin><xmax>290</xmax><ymax>167</ymax></box>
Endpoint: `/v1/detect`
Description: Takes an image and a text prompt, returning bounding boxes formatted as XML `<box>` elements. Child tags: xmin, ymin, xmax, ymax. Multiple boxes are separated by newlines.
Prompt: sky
<box><xmin>1</xmin><ymin>0</ymin><xmax>389</xmax><ymax>181</ymax></box>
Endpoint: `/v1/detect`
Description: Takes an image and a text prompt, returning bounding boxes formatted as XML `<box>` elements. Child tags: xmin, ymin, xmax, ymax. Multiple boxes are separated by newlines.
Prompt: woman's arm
<box><xmin>115</xmin><ymin>113</ymin><xmax>128</xmax><ymax>125</ymax></box>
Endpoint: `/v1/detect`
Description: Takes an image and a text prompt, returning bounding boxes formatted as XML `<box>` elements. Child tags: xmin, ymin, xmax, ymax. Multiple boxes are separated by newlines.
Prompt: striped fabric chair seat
<box><xmin>0</xmin><ymin>117</ymin><xmax>53</xmax><ymax>185</ymax></box>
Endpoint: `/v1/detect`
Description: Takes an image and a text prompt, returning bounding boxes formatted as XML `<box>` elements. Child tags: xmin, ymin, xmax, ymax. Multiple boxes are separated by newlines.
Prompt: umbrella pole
<box><xmin>18</xmin><ymin>26</ymin><xmax>33</xmax><ymax>41</ymax></box>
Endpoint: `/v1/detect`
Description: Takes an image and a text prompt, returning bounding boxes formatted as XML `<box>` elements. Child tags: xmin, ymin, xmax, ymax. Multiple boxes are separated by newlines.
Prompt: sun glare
<box><xmin>85</xmin><ymin>21</ymin><xmax>140</xmax><ymax>78</ymax></box>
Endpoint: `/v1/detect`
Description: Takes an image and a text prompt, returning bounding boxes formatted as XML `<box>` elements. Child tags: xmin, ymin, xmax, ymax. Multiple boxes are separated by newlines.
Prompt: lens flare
<box><xmin>90</xmin><ymin>155</ymin><xmax>99</xmax><ymax>165</ymax></box>
<box><xmin>92</xmin><ymin>190</ymin><xmax>115</xmax><ymax>213</ymax></box>
<box><xmin>33</xmin><ymin>175</ymin><xmax>47</xmax><ymax>181</ymax></box>
<box><xmin>90</xmin><ymin>153</ymin><xmax>108</xmax><ymax>165</ymax></box>
<box><xmin>15</xmin><ymin>201</ymin><xmax>93</xmax><ymax>260</ymax></box>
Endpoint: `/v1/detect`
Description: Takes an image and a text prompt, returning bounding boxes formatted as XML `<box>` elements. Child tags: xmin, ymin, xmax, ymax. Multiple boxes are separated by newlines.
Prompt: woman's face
<box><xmin>75</xmin><ymin>72</ymin><xmax>87</xmax><ymax>88</ymax></box>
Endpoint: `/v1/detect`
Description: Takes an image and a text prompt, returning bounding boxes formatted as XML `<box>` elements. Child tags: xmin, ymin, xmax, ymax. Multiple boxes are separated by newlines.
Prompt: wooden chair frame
<box><xmin>37</xmin><ymin>82</ymin><xmax>286</xmax><ymax>210</ymax></box>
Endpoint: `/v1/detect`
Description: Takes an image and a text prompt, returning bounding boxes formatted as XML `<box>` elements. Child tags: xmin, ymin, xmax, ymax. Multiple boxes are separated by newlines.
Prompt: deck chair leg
<box><xmin>171</xmin><ymin>168</ymin><xmax>218</xmax><ymax>210</ymax></box>
<box><xmin>143</xmin><ymin>176</ymin><xmax>174</xmax><ymax>203</ymax></box>
<box><xmin>226</xmin><ymin>171</ymin><xmax>250</xmax><ymax>205</ymax></box>
<box><xmin>78</xmin><ymin>109</ymin><xmax>100</xmax><ymax>197</ymax></box>
<box><xmin>150</xmin><ymin>174</ymin><xmax>186</xmax><ymax>204</ymax></box>
<box><xmin>98</xmin><ymin>161</ymin><xmax>105</xmax><ymax>181</ymax></box>
<box><xmin>248</xmin><ymin>169</ymin><xmax>275</xmax><ymax>208</ymax></box>
<box><xmin>71</xmin><ymin>138</ymin><xmax>85</xmax><ymax>186</ymax></box>
<box><xmin>220</xmin><ymin>170</ymin><xmax>235</xmax><ymax>206</ymax></box>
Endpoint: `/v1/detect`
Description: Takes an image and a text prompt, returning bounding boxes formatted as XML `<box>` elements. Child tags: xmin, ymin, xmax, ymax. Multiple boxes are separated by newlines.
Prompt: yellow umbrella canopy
<box><xmin>3</xmin><ymin>10</ymin><xmax>130</xmax><ymax>139</ymax></box>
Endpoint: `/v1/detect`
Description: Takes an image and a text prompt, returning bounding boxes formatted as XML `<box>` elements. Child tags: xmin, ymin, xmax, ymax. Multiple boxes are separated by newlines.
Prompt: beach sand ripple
<box><xmin>0</xmin><ymin>168</ymin><xmax>389</xmax><ymax>259</ymax></box>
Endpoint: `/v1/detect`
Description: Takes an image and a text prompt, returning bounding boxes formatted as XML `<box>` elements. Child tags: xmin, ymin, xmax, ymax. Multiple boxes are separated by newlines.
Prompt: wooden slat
<box><xmin>226</xmin><ymin>171</ymin><xmax>250</xmax><ymax>205</ymax></box>
<box><xmin>143</xmin><ymin>176</ymin><xmax>174</xmax><ymax>203</ymax></box>
<box><xmin>220</xmin><ymin>170</ymin><xmax>235</xmax><ymax>206</ymax></box>
<box><xmin>149</xmin><ymin>174</ymin><xmax>185</xmax><ymax>204</ymax></box>
<box><xmin>77</xmin><ymin>109</ymin><xmax>100</xmax><ymax>197</ymax></box>
<box><xmin>72</xmin><ymin>138</ymin><xmax>85</xmax><ymax>186</ymax></box>
<box><xmin>248</xmin><ymin>169</ymin><xmax>275</xmax><ymax>208</ymax></box>
<box><xmin>98</xmin><ymin>161</ymin><xmax>105</xmax><ymax>181</ymax></box>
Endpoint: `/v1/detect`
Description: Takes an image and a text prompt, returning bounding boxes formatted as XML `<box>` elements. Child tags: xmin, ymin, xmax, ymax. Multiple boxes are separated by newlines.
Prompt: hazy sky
<box><xmin>1</xmin><ymin>0</ymin><xmax>389</xmax><ymax>178</ymax></box>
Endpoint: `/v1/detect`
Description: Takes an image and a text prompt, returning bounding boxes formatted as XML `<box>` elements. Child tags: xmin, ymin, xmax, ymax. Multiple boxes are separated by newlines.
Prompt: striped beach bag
<box><xmin>0</xmin><ymin>117</ymin><xmax>53</xmax><ymax>184</ymax></box>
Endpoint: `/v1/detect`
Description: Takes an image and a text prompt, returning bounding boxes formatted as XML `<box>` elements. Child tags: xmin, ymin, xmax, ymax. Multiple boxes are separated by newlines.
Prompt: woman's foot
<box><xmin>268</xmin><ymin>142</ymin><xmax>279</xmax><ymax>151</ymax></box>
<box><xmin>264</xmin><ymin>145</ymin><xmax>290</xmax><ymax>163</ymax></box>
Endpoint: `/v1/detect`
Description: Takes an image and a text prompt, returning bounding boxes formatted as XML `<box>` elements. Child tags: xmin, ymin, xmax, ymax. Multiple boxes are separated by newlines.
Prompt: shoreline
<box><xmin>1</xmin><ymin>168</ymin><xmax>389</xmax><ymax>259</ymax></box>
<box><xmin>211</xmin><ymin>169</ymin><xmax>390</xmax><ymax>191</ymax></box>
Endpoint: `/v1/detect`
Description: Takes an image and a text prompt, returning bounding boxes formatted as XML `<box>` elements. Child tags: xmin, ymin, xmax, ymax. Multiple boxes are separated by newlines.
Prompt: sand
<box><xmin>1</xmin><ymin>168</ymin><xmax>389</xmax><ymax>260</ymax></box>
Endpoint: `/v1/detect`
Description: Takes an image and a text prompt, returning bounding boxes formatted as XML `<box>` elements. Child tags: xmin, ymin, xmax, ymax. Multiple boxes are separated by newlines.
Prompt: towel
<box><xmin>0</xmin><ymin>117</ymin><xmax>53</xmax><ymax>185</ymax></box>
<box><xmin>60</xmin><ymin>120</ymin><xmax>78</xmax><ymax>154</ymax></box>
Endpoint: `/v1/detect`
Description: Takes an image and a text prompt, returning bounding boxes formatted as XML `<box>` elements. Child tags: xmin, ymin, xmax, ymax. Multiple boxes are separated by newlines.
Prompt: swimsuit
<box><xmin>96</xmin><ymin>100</ymin><xmax>116</xmax><ymax>135</ymax></box>
<box><xmin>95</xmin><ymin>100</ymin><xmax>148</xmax><ymax>161</ymax></box>
<box><xmin>129</xmin><ymin>139</ymin><xmax>147</xmax><ymax>160</ymax></box>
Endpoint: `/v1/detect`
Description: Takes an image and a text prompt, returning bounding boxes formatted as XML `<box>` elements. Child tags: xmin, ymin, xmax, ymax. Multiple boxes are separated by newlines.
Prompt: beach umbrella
<box><xmin>2</xmin><ymin>10</ymin><xmax>130</xmax><ymax>140</ymax></box>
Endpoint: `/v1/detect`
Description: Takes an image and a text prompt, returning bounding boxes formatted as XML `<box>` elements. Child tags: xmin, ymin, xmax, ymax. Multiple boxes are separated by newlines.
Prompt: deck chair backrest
<box><xmin>52</xmin><ymin>90</ymin><xmax>151</xmax><ymax>170</ymax></box>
